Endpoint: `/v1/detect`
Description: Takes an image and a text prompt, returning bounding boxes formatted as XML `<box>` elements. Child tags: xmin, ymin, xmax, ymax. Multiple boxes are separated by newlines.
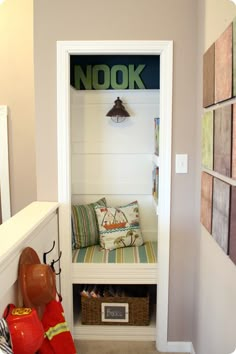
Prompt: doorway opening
<box><xmin>56</xmin><ymin>40</ymin><xmax>173</xmax><ymax>352</ymax></box>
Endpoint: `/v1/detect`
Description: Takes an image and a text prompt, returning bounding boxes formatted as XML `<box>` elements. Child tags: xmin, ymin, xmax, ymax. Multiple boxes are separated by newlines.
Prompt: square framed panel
<box><xmin>203</xmin><ymin>43</ymin><xmax>215</xmax><ymax>108</ymax></box>
<box><xmin>214</xmin><ymin>105</ymin><xmax>232</xmax><ymax>177</ymax></box>
<box><xmin>202</xmin><ymin>110</ymin><xmax>214</xmax><ymax>170</ymax></box>
<box><xmin>229</xmin><ymin>186</ymin><xmax>236</xmax><ymax>264</ymax></box>
<box><xmin>201</xmin><ymin>172</ymin><xmax>213</xmax><ymax>234</ymax></box>
<box><xmin>215</xmin><ymin>23</ymin><xmax>232</xmax><ymax>103</ymax></box>
<box><xmin>212</xmin><ymin>177</ymin><xmax>230</xmax><ymax>254</ymax></box>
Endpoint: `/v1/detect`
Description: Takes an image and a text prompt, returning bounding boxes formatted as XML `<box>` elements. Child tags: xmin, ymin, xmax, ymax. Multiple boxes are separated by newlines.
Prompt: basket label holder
<box><xmin>101</xmin><ymin>303</ymin><xmax>129</xmax><ymax>323</ymax></box>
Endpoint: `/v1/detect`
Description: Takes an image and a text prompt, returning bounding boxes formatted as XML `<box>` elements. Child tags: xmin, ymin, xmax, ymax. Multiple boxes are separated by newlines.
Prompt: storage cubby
<box><xmin>72</xmin><ymin>284</ymin><xmax>157</xmax><ymax>340</ymax></box>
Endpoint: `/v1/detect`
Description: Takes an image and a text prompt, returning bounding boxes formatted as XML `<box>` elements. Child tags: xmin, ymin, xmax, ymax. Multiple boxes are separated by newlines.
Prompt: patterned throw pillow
<box><xmin>71</xmin><ymin>198</ymin><xmax>107</xmax><ymax>249</ymax></box>
<box><xmin>95</xmin><ymin>201</ymin><xmax>144</xmax><ymax>250</ymax></box>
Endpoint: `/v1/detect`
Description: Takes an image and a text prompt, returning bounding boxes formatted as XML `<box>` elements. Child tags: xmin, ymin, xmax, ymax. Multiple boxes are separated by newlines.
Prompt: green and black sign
<box><xmin>70</xmin><ymin>55</ymin><xmax>160</xmax><ymax>90</ymax></box>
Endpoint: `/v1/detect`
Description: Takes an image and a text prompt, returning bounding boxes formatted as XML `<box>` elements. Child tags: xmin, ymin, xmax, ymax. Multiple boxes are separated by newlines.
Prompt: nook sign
<box><xmin>74</xmin><ymin>64</ymin><xmax>146</xmax><ymax>90</ymax></box>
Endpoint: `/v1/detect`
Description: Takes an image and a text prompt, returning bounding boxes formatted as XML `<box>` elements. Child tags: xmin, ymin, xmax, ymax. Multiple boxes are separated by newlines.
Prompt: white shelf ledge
<box><xmin>72</xmin><ymin>263</ymin><xmax>158</xmax><ymax>285</ymax></box>
<box><xmin>0</xmin><ymin>201</ymin><xmax>59</xmax><ymax>265</ymax></box>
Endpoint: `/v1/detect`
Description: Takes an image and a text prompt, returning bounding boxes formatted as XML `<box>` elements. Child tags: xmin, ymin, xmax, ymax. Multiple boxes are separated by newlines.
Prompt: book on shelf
<box><xmin>152</xmin><ymin>166</ymin><xmax>159</xmax><ymax>204</ymax></box>
<box><xmin>154</xmin><ymin>117</ymin><xmax>160</xmax><ymax>156</ymax></box>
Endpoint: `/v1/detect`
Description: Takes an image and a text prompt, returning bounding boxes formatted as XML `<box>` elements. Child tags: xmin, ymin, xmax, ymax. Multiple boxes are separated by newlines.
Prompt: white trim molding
<box><xmin>0</xmin><ymin>105</ymin><xmax>11</xmax><ymax>222</ymax></box>
<box><xmin>57</xmin><ymin>40</ymin><xmax>173</xmax><ymax>348</ymax></box>
<box><xmin>167</xmin><ymin>341</ymin><xmax>196</xmax><ymax>353</ymax></box>
<box><xmin>191</xmin><ymin>343</ymin><xmax>196</xmax><ymax>354</ymax></box>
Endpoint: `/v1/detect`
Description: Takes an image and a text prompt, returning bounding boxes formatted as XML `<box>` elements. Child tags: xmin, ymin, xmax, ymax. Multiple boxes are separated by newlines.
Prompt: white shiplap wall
<box><xmin>70</xmin><ymin>88</ymin><xmax>160</xmax><ymax>241</ymax></box>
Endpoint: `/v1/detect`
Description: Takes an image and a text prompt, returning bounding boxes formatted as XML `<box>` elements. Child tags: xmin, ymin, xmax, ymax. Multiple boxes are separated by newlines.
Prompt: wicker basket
<box><xmin>81</xmin><ymin>294</ymin><xmax>150</xmax><ymax>326</ymax></box>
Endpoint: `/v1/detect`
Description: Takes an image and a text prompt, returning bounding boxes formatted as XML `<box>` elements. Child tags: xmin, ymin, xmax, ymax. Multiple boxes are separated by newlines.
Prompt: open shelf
<box><xmin>73</xmin><ymin>304</ymin><xmax>156</xmax><ymax>341</ymax></box>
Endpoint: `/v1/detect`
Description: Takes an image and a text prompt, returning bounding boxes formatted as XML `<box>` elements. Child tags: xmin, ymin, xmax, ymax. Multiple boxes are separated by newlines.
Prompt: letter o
<box><xmin>92</xmin><ymin>65</ymin><xmax>110</xmax><ymax>89</ymax></box>
<box><xmin>111</xmin><ymin>65</ymin><xmax>128</xmax><ymax>89</ymax></box>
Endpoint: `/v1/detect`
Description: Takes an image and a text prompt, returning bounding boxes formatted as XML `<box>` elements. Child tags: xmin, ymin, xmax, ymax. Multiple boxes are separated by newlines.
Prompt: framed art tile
<box><xmin>214</xmin><ymin>105</ymin><xmax>232</xmax><ymax>177</ymax></box>
<box><xmin>233</xmin><ymin>18</ymin><xmax>236</xmax><ymax>97</ymax></box>
<box><xmin>201</xmin><ymin>172</ymin><xmax>213</xmax><ymax>233</ymax></box>
<box><xmin>203</xmin><ymin>43</ymin><xmax>215</xmax><ymax>108</ymax></box>
<box><xmin>232</xmin><ymin>104</ymin><xmax>236</xmax><ymax>179</ymax></box>
<box><xmin>229</xmin><ymin>186</ymin><xmax>236</xmax><ymax>264</ymax></box>
<box><xmin>201</xmin><ymin>110</ymin><xmax>214</xmax><ymax>170</ymax></box>
<box><xmin>215</xmin><ymin>23</ymin><xmax>232</xmax><ymax>103</ymax></box>
<box><xmin>212</xmin><ymin>177</ymin><xmax>230</xmax><ymax>254</ymax></box>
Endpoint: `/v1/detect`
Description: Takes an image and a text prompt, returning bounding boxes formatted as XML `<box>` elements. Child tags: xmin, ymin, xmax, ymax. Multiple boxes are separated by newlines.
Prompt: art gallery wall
<box><xmin>193</xmin><ymin>1</ymin><xmax>236</xmax><ymax>353</ymax></box>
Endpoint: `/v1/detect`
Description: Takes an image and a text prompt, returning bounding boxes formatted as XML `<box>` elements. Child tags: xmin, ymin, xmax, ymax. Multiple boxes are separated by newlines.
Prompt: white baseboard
<box><xmin>167</xmin><ymin>341</ymin><xmax>195</xmax><ymax>353</ymax></box>
<box><xmin>190</xmin><ymin>343</ymin><xmax>196</xmax><ymax>354</ymax></box>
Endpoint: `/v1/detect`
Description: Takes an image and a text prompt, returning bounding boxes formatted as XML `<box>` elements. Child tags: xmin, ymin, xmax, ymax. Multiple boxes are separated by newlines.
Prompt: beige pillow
<box><xmin>95</xmin><ymin>201</ymin><xmax>143</xmax><ymax>250</ymax></box>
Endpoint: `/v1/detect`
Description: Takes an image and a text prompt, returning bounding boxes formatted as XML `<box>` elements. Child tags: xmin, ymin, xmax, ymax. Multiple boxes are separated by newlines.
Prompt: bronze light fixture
<box><xmin>106</xmin><ymin>97</ymin><xmax>130</xmax><ymax>123</ymax></box>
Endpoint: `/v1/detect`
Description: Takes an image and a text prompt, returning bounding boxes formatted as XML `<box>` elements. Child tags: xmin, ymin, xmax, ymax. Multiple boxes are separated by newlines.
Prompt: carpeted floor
<box><xmin>74</xmin><ymin>340</ymin><xmax>188</xmax><ymax>354</ymax></box>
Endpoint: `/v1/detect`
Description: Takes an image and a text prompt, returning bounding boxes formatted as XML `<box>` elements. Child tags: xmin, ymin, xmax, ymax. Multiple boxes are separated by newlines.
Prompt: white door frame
<box><xmin>0</xmin><ymin>105</ymin><xmax>11</xmax><ymax>222</ymax></box>
<box><xmin>57</xmin><ymin>40</ymin><xmax>173</xmax><ymax>352</ymax></box>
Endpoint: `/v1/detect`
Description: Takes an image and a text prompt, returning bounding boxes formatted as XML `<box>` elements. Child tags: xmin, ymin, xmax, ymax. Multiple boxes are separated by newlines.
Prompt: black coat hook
<box><xmin>50</xmin><ymin>251</ymin><xmax>62</xmax><ymax>275</ymax></box>
<box><xmin>43</xmin><ymin>241</ymin><xmax>55</xmax><ymax>264</ymax></box>
<box><xmin>51</xmin><ymin>264</ymin><xmax>62</xmax><ymax>276</ymax></box>
<box><xmin>52</xmin><ymin>251</ymin><xmax>62</xmax><ymax>265</ymax></box>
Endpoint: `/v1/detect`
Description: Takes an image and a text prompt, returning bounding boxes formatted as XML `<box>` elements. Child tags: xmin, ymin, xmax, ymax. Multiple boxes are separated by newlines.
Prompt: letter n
<box><xmin>74</xmin><ymin>65</ymin><xmax>92</xmax><ymax>90</ymax></box>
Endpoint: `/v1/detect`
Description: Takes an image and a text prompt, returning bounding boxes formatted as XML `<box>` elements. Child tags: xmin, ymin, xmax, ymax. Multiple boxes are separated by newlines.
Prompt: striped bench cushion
<box><xmin>72</xmin><ymin>241</ymin><xmax>157</xmax><ymax>264</ymax></box>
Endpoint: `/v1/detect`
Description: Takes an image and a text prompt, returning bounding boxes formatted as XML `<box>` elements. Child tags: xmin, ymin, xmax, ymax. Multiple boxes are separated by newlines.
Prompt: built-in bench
<box><xmin>72</xmin><ymin>241</ymin><xmax>157</xmax><ymax>264</ymax></box>
<box><xmin>71</xmin><ymin>241</ymin><xmax>158</xmax><ymax>285</ymax></box>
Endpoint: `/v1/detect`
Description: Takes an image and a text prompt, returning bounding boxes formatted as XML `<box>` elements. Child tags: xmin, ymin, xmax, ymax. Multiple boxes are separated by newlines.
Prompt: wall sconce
<box><xmin>229</xmin><ymin>0</ymin><xmax>236</xmax><ymax>4</ymax></box>
<box><xmin>0</xmin><ymin>0</ymin><xmax>6</xmax><ymax>4</ymax></box>
<box><xmin>106</xmin><ymin>97</ymin><xmax>130</xmax><ymax>123</ymax></box>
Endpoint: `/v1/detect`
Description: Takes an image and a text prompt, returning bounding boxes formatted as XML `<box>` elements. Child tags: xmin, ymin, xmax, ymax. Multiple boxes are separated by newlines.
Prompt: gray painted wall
<box><xmin>34</xmin><ymin>0</ymin><xmax>198</xmax><ymax>341</ymax></box>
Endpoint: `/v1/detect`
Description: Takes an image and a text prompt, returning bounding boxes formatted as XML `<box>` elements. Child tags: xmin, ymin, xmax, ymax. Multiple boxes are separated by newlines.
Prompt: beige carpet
<box><xmin>74</xmin><ymin>340</ymin><xmax>188</xmax><ymax>354</ymax></box>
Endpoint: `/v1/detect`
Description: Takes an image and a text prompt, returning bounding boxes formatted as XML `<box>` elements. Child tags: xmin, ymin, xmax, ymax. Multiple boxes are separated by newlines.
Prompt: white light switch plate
<box><xmin>175</xmin><ymin>154</ymin><xmax>188</xmax><ymax>173</ymax></box>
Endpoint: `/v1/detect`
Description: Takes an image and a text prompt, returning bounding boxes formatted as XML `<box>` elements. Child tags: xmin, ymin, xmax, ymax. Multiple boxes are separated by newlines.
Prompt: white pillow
<box><xmin>95</xmin><ymin>201</ymin><xmax>144</xmax><ymax>250</ymax></box>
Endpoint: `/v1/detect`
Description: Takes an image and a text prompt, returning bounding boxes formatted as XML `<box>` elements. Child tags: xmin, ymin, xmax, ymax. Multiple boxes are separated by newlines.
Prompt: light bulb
<box><xmin>0</xmin><ymin>0</ymin><xmax>5</xmax><ymax>4</ymax></box>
